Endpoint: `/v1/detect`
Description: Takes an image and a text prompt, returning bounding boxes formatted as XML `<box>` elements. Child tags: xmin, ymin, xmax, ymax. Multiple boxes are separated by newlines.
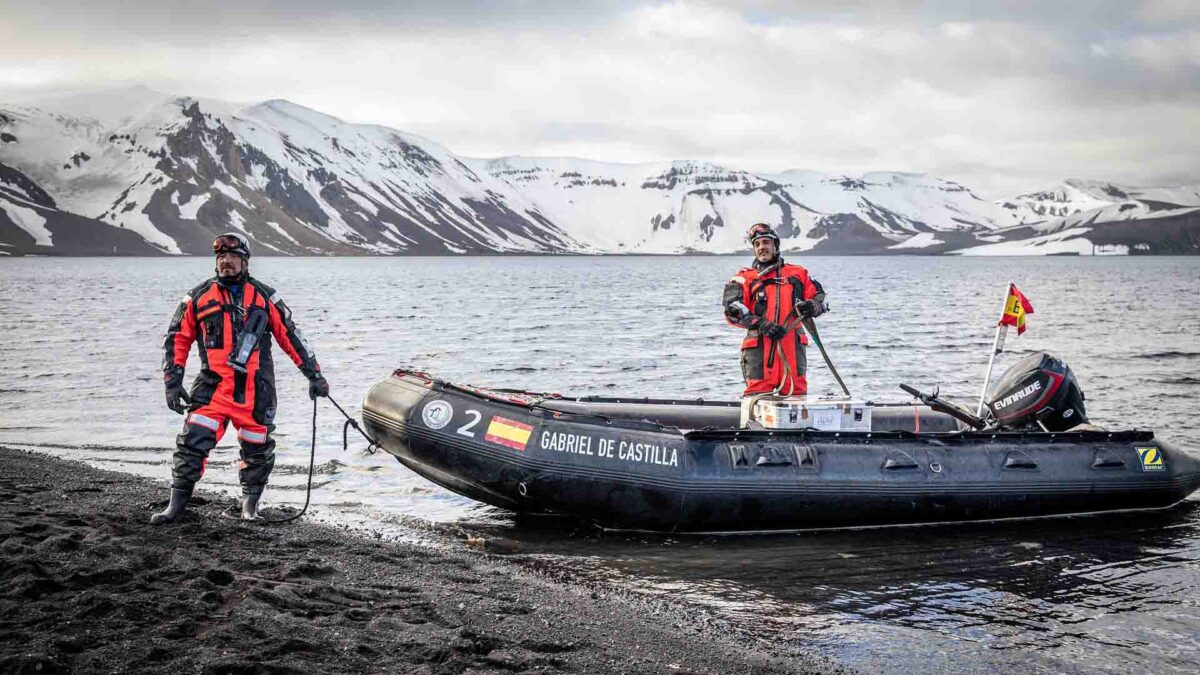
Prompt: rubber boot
<box><xmin>150</xmin><ymin>487</ymin><xmax>192</xmax><ymax>525</ymax></box>
<box><xmin>241</xmin><ymin>488</ymin><xmax>264</xmax><ymax>521</ymax></box>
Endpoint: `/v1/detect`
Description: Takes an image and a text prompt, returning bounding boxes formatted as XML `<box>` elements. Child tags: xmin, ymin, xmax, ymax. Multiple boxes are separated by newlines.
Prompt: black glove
<box><xmin>758</xmin><ymin>320</ymin><xmax>789</xmax><ymax>340</ymax></box>
<box><xmin>308</xmin><ymin>375</ymin><xmax>330</xmax><ymax>400</ymax></box>
<box><xmin>796</xmin><ymin>299</ymin><xmax>826</xmax><ymax>319</ymax></box>
<box><xmin>164</xmin><ymin>366</ymin><xmax>190</xmax><ymax>414</ymax></box>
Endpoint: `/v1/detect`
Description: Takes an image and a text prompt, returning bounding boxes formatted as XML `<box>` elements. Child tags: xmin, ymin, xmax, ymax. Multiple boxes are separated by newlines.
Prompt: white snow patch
<box><xmin>244</xmin><ymin>163</ymin><xmax>270</xmax><ymax>191</ymax></box>
<box><xmin>263</xmin><ymin>220</ymin><xmax>299</xmax><ymax>245</ymax></box>
<box><xmin>889</xmin><ymin>232</ymin><xmax>943</xmax><ymax>249</ymax></box>
<box><xmin>1140</xmin><ymin>206</ymin><xmax>1200</xmax><ymax>221</ymax></box>
<box><xmin>345</xmin><ymin>190</ymin><xmax>379</xmax><ymax>217</ymax></box>
<box><xmin>952</xmin><ymin>228</ymin><xmax>1125</xmax><ymax>256</ymax></box>
<box><xmin>251</xmin><ymin>236</ymin><xmax>284</xmax><ymax>253</ymax></box>
<box><xmin>225</xmin><ymin>208</ymin><xmax>249</xmax><ymax>234</ymax></box>
<box><xmin>378</xmin><ymin>226</ymin><xmax>412</xmax><ymax>248</ymax></box>
<box><xmin>0</xmin><ymin>178</ymin><xmax>40</xmax><ymax>205</ymax></box>
<box><xmin>212</xmin><ymin>181</ymin><xmax>251</xmax><ymax>208</ymax></box>
<box><xmin>1</xmin><ymin>201</ymin><xmax>53</xmax><ymax>246</ymax></box>
<box><xmin>102</xmin><ymin>178</ymin><xmax>180</xmax><ymax>253</ymax></box>
<box><xmin>174</xmin><ymin>191</ymin><xmax>211</xmax><ymax>220</ymax></box>
<box><xmin>12</xmin><ymin>86</ymin><xmax>177</xmax><ymax>127</ymax></box>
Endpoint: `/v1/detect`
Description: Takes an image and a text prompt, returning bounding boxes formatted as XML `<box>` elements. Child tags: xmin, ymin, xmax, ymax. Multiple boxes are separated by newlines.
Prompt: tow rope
<box><xmin>259</xmin><ymin>395</ymin><xmax>378</xmax><ymax>525</ymax></box>
<box><xmin>328</xmin><ymin>395</ymin><xmax>380</xmax><ymax>455</ymax></box>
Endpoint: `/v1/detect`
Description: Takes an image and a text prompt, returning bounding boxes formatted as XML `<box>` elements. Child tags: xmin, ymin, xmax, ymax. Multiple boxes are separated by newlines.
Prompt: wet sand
<box><xmin>0</xmin><ymin>446</ymin><xmax>843</xmax><ymax>674</ymax></box>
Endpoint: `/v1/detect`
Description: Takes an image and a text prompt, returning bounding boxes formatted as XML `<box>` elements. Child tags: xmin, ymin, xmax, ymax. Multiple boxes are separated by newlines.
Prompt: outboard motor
<box><xmin>985</xmin><ymin>352</ymin><xmax>1087</xmax><ymax>431</ymax></box>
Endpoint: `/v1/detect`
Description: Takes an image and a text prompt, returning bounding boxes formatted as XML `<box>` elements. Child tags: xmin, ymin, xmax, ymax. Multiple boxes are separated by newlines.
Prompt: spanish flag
<box><xmin>484</xmin><ymin>416</ymin><xmax>533</xmax><ymax>451</ymax></box>
<box><xmin>998</xmin><ymin>283</ymin><xmax>1034</xmax><ymax>335</ymax></box>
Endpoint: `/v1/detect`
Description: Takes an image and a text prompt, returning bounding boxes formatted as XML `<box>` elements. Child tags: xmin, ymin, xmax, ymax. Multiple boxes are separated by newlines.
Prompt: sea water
<box><xmin>1</xmin><ymin>255</ymin><xmax>1197</xmax><ymax>672</ymax></box>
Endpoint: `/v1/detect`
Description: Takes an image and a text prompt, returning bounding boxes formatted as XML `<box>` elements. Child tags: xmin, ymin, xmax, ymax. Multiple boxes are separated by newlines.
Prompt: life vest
<box><xmin>724</xmin><ymin>261</ymin><xmax>824</xmax><ymax>396</ymax></box>
<box><xmin>164</xmin><ymin>277</ymin><xmax>319</xmax><ymax>413</ymax></box>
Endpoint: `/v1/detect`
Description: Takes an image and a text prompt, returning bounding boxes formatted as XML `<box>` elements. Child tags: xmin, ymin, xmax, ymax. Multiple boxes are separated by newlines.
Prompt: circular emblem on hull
<box><xmin>421</xmin><ymin>400</ymin><xmax>454</xmax><ymax>429</ymax></box>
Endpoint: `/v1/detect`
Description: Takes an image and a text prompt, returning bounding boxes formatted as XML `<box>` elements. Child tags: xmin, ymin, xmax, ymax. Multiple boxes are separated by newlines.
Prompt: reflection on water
<box><xmin>469</xmin><ymin>503</ymin><xmax>1200</xmax><ymax>673</ymax></box>
<box><xmin>1</xmin><ymin>255</ymin><xmax>1198</xmax><ymax>672</ymax></box>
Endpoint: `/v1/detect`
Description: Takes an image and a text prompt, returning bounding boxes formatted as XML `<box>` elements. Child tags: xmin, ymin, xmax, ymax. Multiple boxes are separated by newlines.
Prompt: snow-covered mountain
<box><xmin>1</xmin><ymin>92</ymin><xmax>580</xmax><ymax>256</ymax></box>
<box><xmin>478</xmin><ymin>158</ymin><xmax>1018</xmax><ymax>253</ymax></box>
<box><xmin>998</xmin><ymin>179</ymin><xmax>1200</xmax><ymax>223</ymax></box>
<box><xmin>2</xmin><ymin>88</ymin><xmax>1197</xmax><ymax>256</ymax></box>
<box><xmin>955</xmin><ymin>179</ymin><xmax>1200</xmax><ymax>255</ymax></box>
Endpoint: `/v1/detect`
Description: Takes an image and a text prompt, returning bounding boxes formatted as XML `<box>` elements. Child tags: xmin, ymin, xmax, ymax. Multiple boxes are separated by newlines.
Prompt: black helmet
<box><xmin>212</xmin><ymin>232</ymin><xmax>251</xmax><ymax>258</ymax></box>
<box><xmin>747</xmin><ymin>223</ymin><xmax>780</xmax><ymax>245</ymax></box>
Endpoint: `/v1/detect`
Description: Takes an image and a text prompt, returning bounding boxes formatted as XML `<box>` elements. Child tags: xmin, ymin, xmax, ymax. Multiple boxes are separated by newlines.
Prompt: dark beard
<box><xmin>216</xmin><ymin>265</ymin><xmax>248</xmax><ymax>285</ymax></box>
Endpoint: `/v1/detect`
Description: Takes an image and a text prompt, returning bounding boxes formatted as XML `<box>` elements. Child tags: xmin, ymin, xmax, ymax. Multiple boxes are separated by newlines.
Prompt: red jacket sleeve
<box><xmin>798</xmin><ymin>268</ymin><xmax>821</xmax><ymax>301</ymax></box>
<box><xmin>723</xmin><ymin>271</ymin><xmax>757</xmax><ymax>328</ymax></box>
<box><xmin>162</xmin><ymin>294</ymin><xmax>197</xmax><ymax>372</ymax></box>
<box><xmin>266</xmin><ymin>290</ymin><xmax>321</xmax><ymax>379</ymax></box>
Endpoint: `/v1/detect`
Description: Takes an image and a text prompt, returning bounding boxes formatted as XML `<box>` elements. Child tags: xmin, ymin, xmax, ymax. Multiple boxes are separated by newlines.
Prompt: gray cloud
<box><xmin>1</xmin><ymin>0</ymin><xmax>1197</xmax><ymax>197</ymax></box>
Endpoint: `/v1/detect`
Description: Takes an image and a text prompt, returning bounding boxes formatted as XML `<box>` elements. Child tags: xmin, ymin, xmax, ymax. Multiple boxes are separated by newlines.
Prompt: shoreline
<box><xmin>0</xmin><ymin>446</ymin><xmax>844</xmax><ymax>674</ymax></box>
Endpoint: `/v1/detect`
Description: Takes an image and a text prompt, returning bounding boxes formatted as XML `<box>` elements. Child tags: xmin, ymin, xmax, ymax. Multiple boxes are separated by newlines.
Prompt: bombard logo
<box><xmin>1137</xmin><ymin>447</ymin><xmax>1165</xmax><ymax>471</ymax></box>
<box><xmin>421</xmin><ymin>400</ymin><xmax>453</xmax><ymax>430</ymax></box>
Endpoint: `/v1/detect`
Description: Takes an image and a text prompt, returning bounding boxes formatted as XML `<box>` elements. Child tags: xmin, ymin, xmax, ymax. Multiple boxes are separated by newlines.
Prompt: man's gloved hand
<box><xmin>796</xmin><ymin>299</ymin><xmax>827</xmax><ymax>319</ymax></box>
<box><xmin>164</xmin><ymin>366</ymin><xmax>190</xmax><ymax>414</ymax></box>
<box><xmin>308</xmin><ymin>375</ymin><xmax>330</xmax><ymax>400</ymax></box>
<box><xmin>758</xmin><ymin>320</ymin><xmax>789</xmax><ymax>340</ymax></box>
<box><xmin>726</xmin><ymin>301</ymin><xmax>751</xmax><ymax>322</ymax></box>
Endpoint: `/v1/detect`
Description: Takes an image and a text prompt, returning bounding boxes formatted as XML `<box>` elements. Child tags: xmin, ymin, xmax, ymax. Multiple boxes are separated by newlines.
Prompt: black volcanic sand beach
<box><xmin>0</xmin><ymin>447</ymin><xmax>843</xmax><ymax>675</ymax></box>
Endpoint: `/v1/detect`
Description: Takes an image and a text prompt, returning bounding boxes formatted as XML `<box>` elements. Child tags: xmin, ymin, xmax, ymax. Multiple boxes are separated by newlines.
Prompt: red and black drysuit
<box><xmin>723</xmin><ymin>259</ymin><xmax>826</xmax><ymax>395</ymax></box>
<box><xmin>162</xmin><ymin>276</ymin><xmax>321</xmax><ymax>492</ymax></box>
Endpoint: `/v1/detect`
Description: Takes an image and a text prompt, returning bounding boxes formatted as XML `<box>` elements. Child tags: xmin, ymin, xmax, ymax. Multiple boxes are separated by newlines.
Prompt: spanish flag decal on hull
<box><xmin>485</xmin><ymin>416</ymin><xmax>534</xmax><ymax>451</ymax></box>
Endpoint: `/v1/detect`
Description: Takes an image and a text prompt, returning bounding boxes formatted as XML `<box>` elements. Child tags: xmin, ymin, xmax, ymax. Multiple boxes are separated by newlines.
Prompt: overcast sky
<box><xmin>2</xmin><ymin>0</ymin><xmax>1198</xmax><ymax>197</ymax></box>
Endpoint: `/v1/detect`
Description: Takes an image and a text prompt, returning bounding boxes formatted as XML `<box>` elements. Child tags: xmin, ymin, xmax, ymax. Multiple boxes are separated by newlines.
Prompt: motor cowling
<box><xmin>985</xmin><ymin>352</ymin><xmax>1087</xmax><ymax>431</ymax></box>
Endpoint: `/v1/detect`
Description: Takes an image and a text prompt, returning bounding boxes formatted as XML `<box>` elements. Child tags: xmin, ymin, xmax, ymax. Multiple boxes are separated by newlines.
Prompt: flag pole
<box><xmin>975</xmin><ymin>283</ymin><xmax>1013</xmax><ymax>417</ymax></box>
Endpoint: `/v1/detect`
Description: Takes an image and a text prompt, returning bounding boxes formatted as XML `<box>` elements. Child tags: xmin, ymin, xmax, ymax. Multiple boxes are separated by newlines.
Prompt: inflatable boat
<box><xmin>361</xmin><ymin>353</ymin><xmax>1200</xmax><ymax>532</ymax></box>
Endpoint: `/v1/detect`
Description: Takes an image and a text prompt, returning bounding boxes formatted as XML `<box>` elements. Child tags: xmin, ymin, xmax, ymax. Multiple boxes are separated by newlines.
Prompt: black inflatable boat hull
<box><xmin>363</xmin><ymin>372</ymin><xmax>1200</xmax><ymax>532</ymax></box>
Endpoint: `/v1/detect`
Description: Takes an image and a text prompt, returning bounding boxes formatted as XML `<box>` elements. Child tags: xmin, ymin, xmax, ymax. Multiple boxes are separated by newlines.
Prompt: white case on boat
<box><xmin>743</xmin><ymin>397</ymin><xmax>872</xmax><ymax>431</ymax></box>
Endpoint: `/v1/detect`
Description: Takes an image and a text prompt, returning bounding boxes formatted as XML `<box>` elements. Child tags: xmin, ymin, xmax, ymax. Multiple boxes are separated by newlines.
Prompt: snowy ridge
<box><xmin>480</xmin><ymin>158</ymin><xmax>1018</xmax><ymax>253</ymax></box>
<box><xmin>1</xmin><ymin>88</ymin><xmax>1197</xmax><ymax>256</ymax></box>
<box><xmin>0</xmin><ymin>93</ymin><xmax>581</xmax><ymax>255</ymax></box>
<box><xmin>998</xmin><ymin>178</ymin><xmax>1200</xmax><ymax>227</ymax></box>
<box><xmin>951</xmin><ymin>178</ymin><xmax>1200</xmax><ymax>255</ymax></box>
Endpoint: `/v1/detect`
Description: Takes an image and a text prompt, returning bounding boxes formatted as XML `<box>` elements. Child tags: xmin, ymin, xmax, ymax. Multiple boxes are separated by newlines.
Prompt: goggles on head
<box><xmin>747</xmin><ymin>223</ymin><xmax>779</xmax><ymax>244</ymax></box>
<box><xmin>212</xmin><ymin>233</ymin><xmax>250</xmax><ymax>257</ymax></box>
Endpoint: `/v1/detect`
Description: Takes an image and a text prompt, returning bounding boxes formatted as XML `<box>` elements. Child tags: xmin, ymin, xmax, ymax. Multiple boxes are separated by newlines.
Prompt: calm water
<box><xmin>1</xmin><ymin>255</ymin><xmax>1198</xmax><ymax>672</ymax></box>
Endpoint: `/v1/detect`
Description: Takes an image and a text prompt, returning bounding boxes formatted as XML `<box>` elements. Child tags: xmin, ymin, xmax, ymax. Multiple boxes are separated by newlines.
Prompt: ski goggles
<box><xmin>212</xmin><ymin>234</ymin><xmax>249</xmax><ymax>256</ymax></box>
<box><xmin>747</xmin><ymin>223</ymin><xmax>778</xmax><ymax>243</ymax></box>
